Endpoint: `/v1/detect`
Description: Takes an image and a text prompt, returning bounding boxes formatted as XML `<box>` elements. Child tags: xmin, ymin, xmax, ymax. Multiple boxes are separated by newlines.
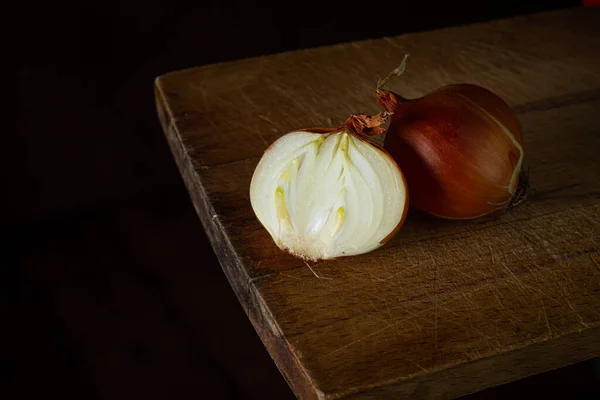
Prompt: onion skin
<box><xmin>377</xmin><ymin>84</ymin><xmax>524</xmax><ymax>219</ymax></box>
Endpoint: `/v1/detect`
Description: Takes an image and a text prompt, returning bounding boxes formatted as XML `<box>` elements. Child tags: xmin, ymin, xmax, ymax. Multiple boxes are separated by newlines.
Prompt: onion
<box><xmin>250</xmin><ymin>113</ymin><xmax>408</xmax><ymax>261</ymax></box>
<box><xmin>376</xmin><ymin>56</ymin><xmax>526</xmax><ymax>219</ymax></box>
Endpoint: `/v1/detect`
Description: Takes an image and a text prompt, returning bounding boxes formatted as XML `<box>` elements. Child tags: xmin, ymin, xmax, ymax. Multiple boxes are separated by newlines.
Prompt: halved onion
<box><xmin>250</xmin><ymin>113</ymin><xmax>408</xmax><ymax>261</ymax></box>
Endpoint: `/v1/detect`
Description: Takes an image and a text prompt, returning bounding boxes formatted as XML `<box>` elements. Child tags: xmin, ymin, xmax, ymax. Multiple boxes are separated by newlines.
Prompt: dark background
<box><xmin>7</xmin><ymin>0</ymin><xmax>600</xmax><ymax>399</ymax></box>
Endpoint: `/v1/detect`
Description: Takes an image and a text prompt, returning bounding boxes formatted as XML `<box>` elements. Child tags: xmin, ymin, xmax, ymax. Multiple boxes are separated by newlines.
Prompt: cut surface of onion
<box><xmin>250</xmin><ymin>119</ymin><xmax>407</xmax><ymax>261</ymax></box>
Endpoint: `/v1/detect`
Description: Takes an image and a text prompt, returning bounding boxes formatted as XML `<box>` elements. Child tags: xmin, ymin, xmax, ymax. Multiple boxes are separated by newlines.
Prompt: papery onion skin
<box><xmin>377</xmin><ymin>84</ymin><xmax>524</xmax><ymax>219</ymax></box>
<box><xmin>250</xmin><ymin>113</ymin><xmax>409</xmax><ymax>261</ymax></box>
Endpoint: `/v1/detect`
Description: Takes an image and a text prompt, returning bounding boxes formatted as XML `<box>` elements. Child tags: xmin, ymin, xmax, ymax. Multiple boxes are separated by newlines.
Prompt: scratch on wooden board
<box><xmin>383</xmin><ymin>37</ymin><xmax>406</xmax><ymax>53</ymax></box>
<box><xmin>257</xmin><ymin>113</ymin><xmax>278</xmax><ymax>128</ymax></box>
<box><xmin>370</xmin><ymin>293</ymin><xmax>387</xmax><ymax>303</ymax></box>
<box><xmin>540</xmin><ymin>299</ymin><xmax>553</xmax><ymax>337</ymax></box>
<box><xmin>449</xmin><ymin>263</ymin><xmax>477</xmax><ymax>283</ymax></box>
<box><xmin>456</xmin><ymin>283</ymin><xmax>476</xmax><ymax>309</ymax></box>
<box><xmin>591</xmin><ymin>254</ymin><xmax>600</xmax><ymax>272</ymax></box>
<box><xmin>369</xmin><ymin>299</ymin><xmax>383</xmax><ymax>316</ymax></box>
<box><xmin>271</xmin><ymin>85</ymin><xmax>317</xmax><ymax>116</ymax></box>
<box><xmin>489</xmin><ymin>284</ymin><xmax>506</xmax><ymax>310</ymax></box>
<box><xmin>409</xmin><ymin>359</ymin><xmax>427</xmax><ymax>373</ymax></box>
<box><xmin>330</xmin><ymin>277</ymin><xmax>356</xmax><ymax>334</ymax></box>
<box><xmin>203</xmin><ymin>115</ymin><xmax>231</xmax><ymax>143</ymax></box>
<box><xmin>488</xmin><ymin>244</ymin><xmax>496</xmax><ymax>267</ymax></box>
<box><xmin>401</xmin><ymin>307</ymin><xmax>427</xmax><ymax>324</ymax></box>
<box><xmin>364</xmin><ymin>265</ymin><xmax>378</xmax><ymax>287</ymax></box>
<box><xmin>585</xmin><ymin>306</ymin><xmax>600</xmax><ymax>319</ymax></box>
<box><xmin>479</xmin><ymin>330</ymin><xmax>493</xmax><ymax>350</ymax></box>
<box><xmin>459</xmin><ymin>40</ymin><xmax>512</xmax><ymax>55</ymax></box>
<box><xmin>570</xmin><ymin>306</ymin><xmax>589</xmax><ymax>330</ymax></box>
<box><xmin>502</xmin><ymin>264</ymin><xmax>528</xmax><ymax>294</ymax></box>
<box><xmin>397</xmin><ymin>304</ymin><xmax>458</xmax><ymax>331</ymax></box>
<box><xmin>249</xmin><ymin>124</ymin><xmax>270</xmax><ymax>148</ymax></box>
<box><xmin>396</xmin><ymin>308</ymin><xmax>430</xmax><ymax>340</ymax></box>
<box><xmin>493</xmin><ymin>283</ymin><xmax>526</xmax><ymax>326</ymax></box>
<box><xmin>279</xmin><ymin>273</ymin><xmax>301</xmax><ymax>281</ymax></box>
<box><xmin>321</xmin><ymin>285</ymin><xmax>490</xmax><ymax>359</ymax></box>
<box><xmin>197</xmin><ymin>85</ymin><xmax>209</xmax><ymax>108</ymax></box>
<box><xmin>368</xmin><ymin>302</ymin><xmax>387</xmax><ymax>336</ymax></box>
<box><xmin>391</xmin><ymin>314</ymin><xmax>406</xmax><ymax>341</ymax></box>
<box><xmin>375</xmin><ymin>268</ymin><xmax>405</xmax><ymax>283</ymax></box>
<box><xmin>559</xmin><ymin>282</ymin><xmax>589</xmax><ymax>329</ymax></box>
<box><xmin>437</xmin><ymin>305</ymin><xmax>461</xmax><ymax>319</ymax></box>
<box><xmin>450</xmin><ymin>286</ymin><xmax>503</xmax><ymax>348</ymax></box>
<box><xmin>413</xmin><ymin>319</ymin><xmax>423</xmax><ymax>339</ymax></box>
<box><xmin>320</xmin><ymin>321</ymin><xmax>402</xmax><ymax>359</ymax></box>
<box><xmin>466</xmin><ymin>347</ymin><xmax>483</xmax><ymax>361</ymax></box>
<box><xmin>470</xmin><ymin>323</ymin><xmax>497</xmax><ymax>351</ymax></box>
<box><xmin>240</xmin><ymin>91</ymin><xmax>256</xmax><ymax>109</ymax></box>
<box><xmin>387</xmin><ymin>311</ymin><xmax>409</xmax><ymax>342</ymax></box>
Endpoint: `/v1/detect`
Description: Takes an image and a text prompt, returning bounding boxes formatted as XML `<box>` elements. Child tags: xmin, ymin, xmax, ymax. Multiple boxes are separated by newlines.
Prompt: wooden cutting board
<box><xmin>155</xmin><ymin>7</ymin><xmax>600</xmax><ymax>399</ymax></box>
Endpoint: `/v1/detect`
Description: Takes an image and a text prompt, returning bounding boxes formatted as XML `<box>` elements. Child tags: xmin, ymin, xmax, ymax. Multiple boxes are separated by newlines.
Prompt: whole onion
<box><xmin>376</xmin><ymin>56</ymin><xmax>526</xmax><ymax>219</ymax></box>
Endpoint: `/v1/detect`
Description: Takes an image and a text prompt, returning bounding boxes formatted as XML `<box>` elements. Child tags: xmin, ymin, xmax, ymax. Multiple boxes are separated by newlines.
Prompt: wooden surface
<box><xmin>155</xmin><ymin>7</ymin><xmax>600</xmax><ymax>399</ymax></box>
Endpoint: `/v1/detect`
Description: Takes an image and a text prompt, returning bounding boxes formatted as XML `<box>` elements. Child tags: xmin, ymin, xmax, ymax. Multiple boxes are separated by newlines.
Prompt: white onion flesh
<box><xmin>250</xmin><ymin>130</ymin><xmax>407</xmax><ymax>260</ymax></box>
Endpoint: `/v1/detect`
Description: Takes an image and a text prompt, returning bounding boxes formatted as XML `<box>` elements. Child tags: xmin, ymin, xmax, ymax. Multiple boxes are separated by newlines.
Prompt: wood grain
<box><xmin>155</xmin><ymin>8</ymin><xmax>600</xmax><ymax>399</ymax></box>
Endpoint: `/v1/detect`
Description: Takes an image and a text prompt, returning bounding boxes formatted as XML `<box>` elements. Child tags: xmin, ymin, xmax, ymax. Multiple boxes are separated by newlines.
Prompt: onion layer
<box><xmin>250</xmin><ymin>113</ymin><xmax>408</xmax><ymax>260</ymax></box>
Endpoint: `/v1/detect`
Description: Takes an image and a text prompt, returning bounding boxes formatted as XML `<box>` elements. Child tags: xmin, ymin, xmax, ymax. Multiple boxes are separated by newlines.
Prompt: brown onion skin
<box><xmin>377</xmin><ymin>84</ymin><xmax>524</xmax><ymax>219</ymax></box>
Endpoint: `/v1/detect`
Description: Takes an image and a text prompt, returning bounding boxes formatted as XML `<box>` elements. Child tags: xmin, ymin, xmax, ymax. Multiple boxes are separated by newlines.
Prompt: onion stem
<box><xmin>377</xmin><ymin>53</ymin><xmax>410</xmax><ymax>91</ymax></box>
